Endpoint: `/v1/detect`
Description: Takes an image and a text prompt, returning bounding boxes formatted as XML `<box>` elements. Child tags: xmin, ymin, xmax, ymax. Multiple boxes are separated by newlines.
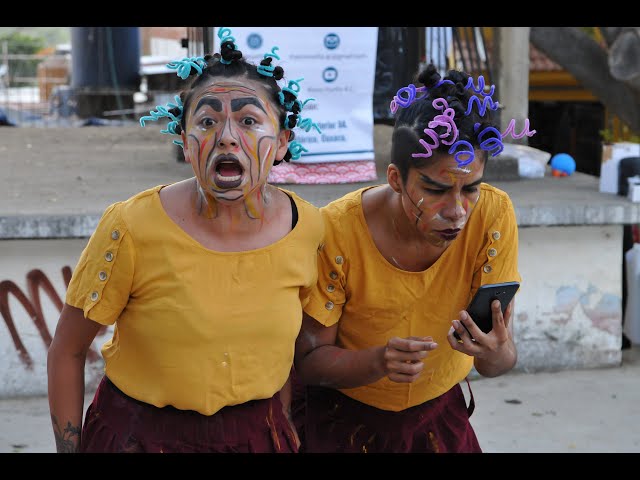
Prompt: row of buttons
<box><xmin>483</xmin><ymin>231</ymin><xmax>501</xmax><ymax>274</ymax></box>
<box><xmin>89</xmin><ymin>229</ymin><xmax>120</xmax><ymax>302</ymax></box>
<box><xmin>324</xmin><ymin>255</ymin><xmax>345</xmax><ymax>311</ymax></box>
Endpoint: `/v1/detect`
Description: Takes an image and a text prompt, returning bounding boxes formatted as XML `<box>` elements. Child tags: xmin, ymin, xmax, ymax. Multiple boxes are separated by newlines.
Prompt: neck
<box><xmin>193</xmin><ymin>179</ymin><xmax>274</xmax><ymax>228</ymax></box>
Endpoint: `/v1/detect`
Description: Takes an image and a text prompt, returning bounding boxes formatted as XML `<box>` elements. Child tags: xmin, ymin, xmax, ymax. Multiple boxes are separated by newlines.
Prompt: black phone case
<box><xmin>456</xmin><ymin>281</ymin><xmax>520</xmax><ymax>339</ymax></box>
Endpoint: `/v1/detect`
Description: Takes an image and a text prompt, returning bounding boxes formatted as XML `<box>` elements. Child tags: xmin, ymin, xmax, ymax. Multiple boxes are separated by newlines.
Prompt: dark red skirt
<box><xmin>293</xmin><ymin>379</ymin><xmax>481</xmax><ymax>453</ymax></box>
<box><xmin>79</xmin><ymin>376</ymin><xmax>299</xmax><ymax>453</ymax></box>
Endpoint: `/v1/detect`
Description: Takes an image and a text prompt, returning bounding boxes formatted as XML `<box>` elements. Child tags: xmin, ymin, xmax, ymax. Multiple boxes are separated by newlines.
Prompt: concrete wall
<box><xmin>0</xmin><ymin>226</ymin><xmax>624</xmax><ymax>397</ymax></box>
<box><xmin>0</xmin><ymin>239</ymin><xmax>110</xmax><ymax>398</ymax></box>
<box><xmin>515</xmin><ymin>225</ymin><xmax>622</xmax><ymax>372</ymax></box>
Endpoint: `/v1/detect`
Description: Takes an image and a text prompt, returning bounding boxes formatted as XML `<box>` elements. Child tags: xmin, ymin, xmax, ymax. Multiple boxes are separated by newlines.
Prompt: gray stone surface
<box><xmin>2</xmin><ymin>346</ymin><xmax>639</xmax><ymax>452</ymax></box>
<box><xmin>2</xmin><ymin>124</ymin><xmax>640</xmax><ymax>239</ymax></box>
<box><xmin>484</xmin><ymin>154</ymin><xmax>520</xmax><ymax>181</ymax></box>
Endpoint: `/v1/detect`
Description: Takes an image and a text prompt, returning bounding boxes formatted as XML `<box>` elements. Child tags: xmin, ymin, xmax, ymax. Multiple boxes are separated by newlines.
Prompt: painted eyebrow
<box><xmin>231</xmin><ymin>97</ymin><xmax>266</xmax><ymax>114</ymax></box>
<box><xmin>195</xmin><ymin>97</ymin><xmax>223</xmax><ymax>113</ymax></box>
<box><xmin>419</xmin><ymin>174</ymin><xmax>483</xmax><ymax>189</ymax></box>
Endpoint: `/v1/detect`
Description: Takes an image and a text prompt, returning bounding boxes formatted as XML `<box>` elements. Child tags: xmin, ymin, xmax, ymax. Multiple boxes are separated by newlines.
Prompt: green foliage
<box><xmin>0</xmin><ymin>31</ymin><xmax>45</xmax><ymax>54</ymax></box>
<box><xmin>0</xmin><ymin>27</ymin><xmax>69</xmax><ymax>47</ymax></box>
<box><xmin>0</xmin><ymin>31</ymin><xmax>46</xmax><ymax>86</ymax></box>
<box><xmin>600</xmin><ymin>128</ymin><xmax>640</xmax><ymax>144</ymax></box>
<box><xmin>599</xmin><ymin>129</ymin><xmax>615</xmax><ymax>144</ymax></box>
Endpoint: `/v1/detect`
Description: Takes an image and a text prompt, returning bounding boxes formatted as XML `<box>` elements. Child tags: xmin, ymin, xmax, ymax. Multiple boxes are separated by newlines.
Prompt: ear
<box><xmin>387</xmin><ymin>164</ymin><xmax>403</xmax><ymax>194</ymax></box>
<box><xmin>275</xmin><ymin>129</ymin><xmax>292</xmax><ymax>161</ymax></box>
<box><xmin>181</xmin><ymin>132</ymin><xmax>191</xmax><ymax>165</ymax></box>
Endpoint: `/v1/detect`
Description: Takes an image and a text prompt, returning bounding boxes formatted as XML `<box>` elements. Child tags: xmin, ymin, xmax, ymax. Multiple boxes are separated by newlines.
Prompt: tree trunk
<box><xmin>530</xmin><ymin>26</ymin><xmax>640</xmax><ymax>134</ymax></box>
<box><xmin>609</xmin><ymin>29</ymin><xmax>640</xmax><ymax>88</ymax></box>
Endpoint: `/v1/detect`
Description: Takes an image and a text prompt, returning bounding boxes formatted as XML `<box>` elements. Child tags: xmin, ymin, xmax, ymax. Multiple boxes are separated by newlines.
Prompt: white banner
<box><xmin>214</xmin><ymin>27</ymin><xmax>378</xmax><ymax>164</ymax></box>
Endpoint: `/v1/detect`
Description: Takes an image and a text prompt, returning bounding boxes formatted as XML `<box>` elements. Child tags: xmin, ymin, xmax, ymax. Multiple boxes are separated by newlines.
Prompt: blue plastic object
<box><xmin>550</xmin><ymin>153</ymin><xmax>576</xmax><ymax>176</ymax></box>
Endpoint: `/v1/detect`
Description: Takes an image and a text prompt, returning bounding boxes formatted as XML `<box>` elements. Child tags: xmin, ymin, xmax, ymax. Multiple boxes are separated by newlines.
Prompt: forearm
<box><xmin>47</xmin><ymin>350</ymin><xmax>87</xmax><ymax>453</ymax></box>
<box><xmin>296</xmin><ymin>344</ymin><xmax>387</xmax><ymax>390</ymax></box>
<box><xmin>474</xmin><ymin>339</ymin><xmax>517</xmax><ymax>378</ymax></box>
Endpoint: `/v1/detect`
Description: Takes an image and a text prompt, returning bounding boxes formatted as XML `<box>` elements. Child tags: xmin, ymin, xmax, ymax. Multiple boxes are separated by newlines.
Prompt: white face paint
<box><xmin>182</xmin><ymin>77</ymin><xmax>288</xmax><ymax>207</ymax></box>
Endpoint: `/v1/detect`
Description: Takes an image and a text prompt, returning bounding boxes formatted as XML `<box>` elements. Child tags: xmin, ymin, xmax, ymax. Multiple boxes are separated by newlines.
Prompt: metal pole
<box><xmin>202</xmin><ymin>27</ymin><xmax>214</xmax><ymax>55</ymax></box>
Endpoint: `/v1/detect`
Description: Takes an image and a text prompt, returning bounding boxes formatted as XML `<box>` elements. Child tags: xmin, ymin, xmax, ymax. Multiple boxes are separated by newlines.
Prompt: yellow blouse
<box><xmin>66</xmin><ymin>185</ymin><xmax>324</xmax><ymax>415</ymax></box>
<box><xmin>304</xmin><ymin>183</ymin><xmax>521</xmax><ymax>411</ymax></box>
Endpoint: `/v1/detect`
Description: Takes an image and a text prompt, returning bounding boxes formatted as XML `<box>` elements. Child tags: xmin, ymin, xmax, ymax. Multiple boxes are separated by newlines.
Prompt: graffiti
<box><xmin>0</xmin><ymin>266</ymin><xmax>107</xmax><ymax>369</ymax></box>
<box><xmin>550</xmin><ymin>284</ymin><xmax>621</xmax><ymax>335</ymax></box>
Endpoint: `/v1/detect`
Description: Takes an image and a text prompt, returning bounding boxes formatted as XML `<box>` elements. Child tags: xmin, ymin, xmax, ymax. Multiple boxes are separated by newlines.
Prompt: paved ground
<box><xmin>2</xmin><ymin>346</ymin><xmax>639</xmax><ymax>453</ymax></box>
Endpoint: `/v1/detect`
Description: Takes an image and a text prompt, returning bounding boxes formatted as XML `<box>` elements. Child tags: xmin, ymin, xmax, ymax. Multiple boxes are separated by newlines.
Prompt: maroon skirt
<box><xmin>79</xmin><ymin>376</ymin><xmax>299</xmax><ymax>453</ymax></box>
<box><xmin>293</xmin><ymin>379</ymin><xmax>481</xmax><ymax>453</ymax></box>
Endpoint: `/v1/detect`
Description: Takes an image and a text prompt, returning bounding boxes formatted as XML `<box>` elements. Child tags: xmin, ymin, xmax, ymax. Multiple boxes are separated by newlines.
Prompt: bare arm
<box><xmin>447</xmin><ymin>299</ymin><xmax>517</xmax><ymax>378</ymax></box>
<box><xmin>294</xmin><ymin>312</ymin><xmax>438</xmax><ymax>389</ymax></box>
<box><xmin>47</xmin><ymin>303</ymin><xmax>102</xmax><ymax>453</ymax></box>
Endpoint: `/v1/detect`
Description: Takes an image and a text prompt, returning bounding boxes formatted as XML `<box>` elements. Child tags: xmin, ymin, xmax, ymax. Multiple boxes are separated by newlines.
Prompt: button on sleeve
<box><xmin>65</xmin><ymin>202</ymin><xmax>134</xmax><ymax>325</ymax></box>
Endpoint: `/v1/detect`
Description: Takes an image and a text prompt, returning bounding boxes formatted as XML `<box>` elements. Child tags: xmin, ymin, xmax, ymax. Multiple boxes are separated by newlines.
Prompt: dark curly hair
<box><xmin>391</xmin><ymin>63</ymin><xmax>501</xmax><ymax>182</ymax></box>
<box><xmin>170</xmin><ymin>52</ymin><xmax>296</xmax><ymax>165</ymax></box>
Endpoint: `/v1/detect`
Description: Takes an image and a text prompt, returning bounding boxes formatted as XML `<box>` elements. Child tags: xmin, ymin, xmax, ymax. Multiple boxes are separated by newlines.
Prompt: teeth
<box><xmin>216</xmin><ymin>172</ymin><xmax>241</xmax><ymax>182</ymax></box>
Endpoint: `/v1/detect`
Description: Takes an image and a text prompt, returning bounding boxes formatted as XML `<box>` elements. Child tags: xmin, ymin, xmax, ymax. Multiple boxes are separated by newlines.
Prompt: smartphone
<box><xmin>454</xmin><ymin>281</ymin><xmax>520</xmax><ymax>340</ymax></box>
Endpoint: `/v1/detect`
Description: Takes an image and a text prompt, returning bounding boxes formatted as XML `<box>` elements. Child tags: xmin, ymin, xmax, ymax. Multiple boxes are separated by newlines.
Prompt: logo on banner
<box><xmin>324</xmin><ymin>33</ymin><xmax>340</xmax><ymax>50</ymax></box>
<box><xmin>247</xmin><ymin>33</ymin><xmax>263</xmax><ymax>49</ymax></box>
<box><xmin>323</xmin><ymin>67</ymin><xmax>338</xmax><ymax>83</ymax></box>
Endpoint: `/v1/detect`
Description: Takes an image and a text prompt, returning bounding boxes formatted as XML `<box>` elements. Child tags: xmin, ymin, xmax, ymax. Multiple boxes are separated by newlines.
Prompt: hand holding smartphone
<box><xmin>454</xmin><ymin>281</ymin><xmax>520</xmax><ymax>340</ymax></box>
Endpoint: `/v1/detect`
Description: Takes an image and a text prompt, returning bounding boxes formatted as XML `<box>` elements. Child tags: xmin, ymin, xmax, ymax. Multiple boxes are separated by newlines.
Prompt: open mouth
<box><xmin>212</xmin><ymin>155</ymin><xmax>244</xmax><ymax>189</ymax></box>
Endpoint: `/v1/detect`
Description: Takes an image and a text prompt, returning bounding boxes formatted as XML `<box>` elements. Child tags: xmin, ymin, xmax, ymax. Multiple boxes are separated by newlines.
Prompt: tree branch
<box><xmin>530</xmin><ymin>26</ymin><xmax>640</xmax><ymax>133</ymax></box>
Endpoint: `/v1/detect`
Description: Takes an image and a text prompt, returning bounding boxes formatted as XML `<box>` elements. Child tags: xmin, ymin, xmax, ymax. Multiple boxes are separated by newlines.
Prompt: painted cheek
<box><xmin>465</xmin><ymin>192</ymin><xmax>480</xmax><ymax>211</ymax></box>
<box><xmin>200</xmin><ymin>137</ymin><xmax>211</xmax><ymax>159</ymax></box>
<box><xmin>244</xmin><ymin>133</ymin><xmax>274</xmax><ymax>177</ymax></box>
<box><xmin>240</xmin><ymin>131</ymin><xmax>258</xmax><ymax>158</ymax></box>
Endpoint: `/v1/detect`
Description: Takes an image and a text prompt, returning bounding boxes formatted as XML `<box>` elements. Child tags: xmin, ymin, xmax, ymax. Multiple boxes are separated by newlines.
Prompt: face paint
<box><xmin>182</xmin><ymin>78</ymin><xmax>286</xmax><ymax>217</ymax></box>
<box><xmin>401</xmin><ymin>152</ymin><xmax>484</xmax><ymax>247</ymax></box>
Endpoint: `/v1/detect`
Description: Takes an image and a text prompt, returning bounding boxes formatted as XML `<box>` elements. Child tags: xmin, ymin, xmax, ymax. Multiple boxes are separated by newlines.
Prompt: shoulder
<box><xmin>478</xmin><ymin>183</ymin><xmax>516</xmax><ymax>217</ymax></box>
<box><xmin>321</xmin><ymin>186</ymin><xmax>374</xmax><ymax>224</ymax></box>
<box><xmin>92</xmin><ymin>185</ymin><xmax>164</xmax><ymax>241</ymax></box>
<box><xmin>115</xmin><ymin>185</ymin><xmax>165</xmax><ymax>223</ymax></box>
<box><xmin>279</xmin><ymin>188</ymin><xmax>324</xmax><ymax>239</ymax></box>
<box><xmin>281</xmin><ymin>188</ymin><xmax>318</xmax><ymax>213</ymax></box>
<box><xmin>278</xmin><ymin>188</ymin><xmax>320</xmax><ymax>223</ymax></box>
<box><xmin>467</xmin><ymin>183</ymin><xmax>518</xmax><ymax>242</ymax></box>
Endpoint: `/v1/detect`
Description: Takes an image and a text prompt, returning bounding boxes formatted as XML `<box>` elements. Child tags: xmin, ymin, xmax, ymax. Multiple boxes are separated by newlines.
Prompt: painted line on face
<box><xmin>407</xmin><ymin>192</ymin><xmax>425</xmax><ymax>226</ymax></box>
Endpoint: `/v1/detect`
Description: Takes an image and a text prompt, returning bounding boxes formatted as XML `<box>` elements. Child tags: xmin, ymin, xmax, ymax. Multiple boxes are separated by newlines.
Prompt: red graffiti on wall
<box><xmin>0</xmin><ymin>266</ymin><xmax>107</xmax><ymax>369</ymax></box>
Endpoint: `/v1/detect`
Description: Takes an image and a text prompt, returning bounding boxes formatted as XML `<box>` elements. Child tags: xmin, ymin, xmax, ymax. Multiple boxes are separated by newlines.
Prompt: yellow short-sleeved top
<box><xmin>304</xmin><ymin>183</ymin><xmax>520</xmax><ymax>411</ymax></box>
<box><xmin>66</xmin><ymin>185</ymin><xmax>324</xmax><ymax>415</ymax></box>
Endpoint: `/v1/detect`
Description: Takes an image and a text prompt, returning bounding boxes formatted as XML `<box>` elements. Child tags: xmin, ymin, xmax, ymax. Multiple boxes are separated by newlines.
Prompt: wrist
<box><xmin>371</xmin><ymin>345</ymin><xmax>389</xmax><ymax>379</ymax></box>
<box><xmin>475</xmin><ymin>341</ymin><xmax>517</xmax><ymax>377</ymax></box>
